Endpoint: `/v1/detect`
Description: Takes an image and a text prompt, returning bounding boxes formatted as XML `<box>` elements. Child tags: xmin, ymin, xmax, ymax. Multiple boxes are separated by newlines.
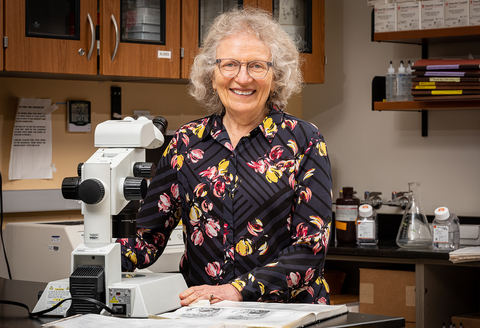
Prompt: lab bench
<box><xmin>327</xmin><ymin>241</ymin><xmax>480</xmax><ymax>328</ymax></box>
<box><xmin>0</xmin><ymin>278</ymin><xmax>405</xmax><ymax>328</ymax></box>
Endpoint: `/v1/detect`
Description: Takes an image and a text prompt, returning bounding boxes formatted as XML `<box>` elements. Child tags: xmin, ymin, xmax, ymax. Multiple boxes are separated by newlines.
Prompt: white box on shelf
<box><xmin>397</xmin><ymin>2</ymin><xmax>421</xmax><ymax>31</ymax></box>
<box><xmin>368</xmin><ymin>0</ymin><xmax>386</xmax><ymax>6</ymax></box>
<box><xmin>374</xmin><ymin>3</ymin><xmax>397</xmax><ymax>32</ymax></box>
<box><xmin>421</xmin><ymin>0</ymin><xmax>444</xmax><ymax>29</ymax></box>
<box><xmin>445</xmin><ymin>0</ymin><xmax>469</xmax><ymax>27</ymax></box>
<box><xmin>470</xmin><ymin>0</ymin><xmax>480</xmax><ymax>25</ymax></box>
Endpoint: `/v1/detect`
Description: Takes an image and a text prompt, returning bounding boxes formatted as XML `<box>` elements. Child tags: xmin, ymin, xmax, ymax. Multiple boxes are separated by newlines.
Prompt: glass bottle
<box><xmin>335</xmin><ymin>187</ymin><xmax>360</xmax><ymax>244</ymax></box>
<box><xmin>396</xmin><ymin>182</ymin><xmax>433</xmax><ymax>248</ymax></box>
<box><xmin>432</xmin><ymin>207</ymin><xmax>460</xmax><ymax>251</ymax></box>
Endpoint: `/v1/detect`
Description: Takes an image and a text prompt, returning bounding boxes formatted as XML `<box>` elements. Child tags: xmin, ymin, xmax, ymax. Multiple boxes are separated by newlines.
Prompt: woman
<box><xmin>118</xmin><ymin>7</ymin><xmax>332</xmax><ymax>305</ymax></box>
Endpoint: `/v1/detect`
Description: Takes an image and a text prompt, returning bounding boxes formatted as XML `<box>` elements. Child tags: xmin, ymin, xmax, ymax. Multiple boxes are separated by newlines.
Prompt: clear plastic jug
<box><xmin>396</xmin><ymin>182</ymin><xmax>433</xmax><ymax>248</ymax></box>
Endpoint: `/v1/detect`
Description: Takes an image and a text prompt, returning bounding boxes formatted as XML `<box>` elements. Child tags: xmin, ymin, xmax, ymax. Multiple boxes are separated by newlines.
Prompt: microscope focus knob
<box><xmin>78</xmin><ymin>179</ymin><xmax>105</xmax><ymax>204</ymax></box>
<box><xmin>133</xmin><ymin>162</ymin><xmax>156</xmax><ymax>178</ymax></box>
<box><xmin>124</xmin><ymin>177</ymin><xmax>148</xmax><ymax>200</ymax></box>
<box><xmin>61</xmin><ymin>177</ymin><xmax>81</xmax><ymax>200</ymax></box>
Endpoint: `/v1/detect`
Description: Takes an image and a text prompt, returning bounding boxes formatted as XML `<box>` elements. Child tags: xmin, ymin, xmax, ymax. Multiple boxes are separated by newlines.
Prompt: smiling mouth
<box><xmin>231</xmin><ymin>89</ymin><xmax>255</xmax><ymax>96</ymax></box>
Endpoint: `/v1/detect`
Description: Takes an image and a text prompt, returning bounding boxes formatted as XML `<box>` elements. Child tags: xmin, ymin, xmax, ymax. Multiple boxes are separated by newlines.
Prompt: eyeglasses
<box><xmin>215</xmin><ymin>59</ymin><xmax>273</xmax><ymax>79</ymax></box>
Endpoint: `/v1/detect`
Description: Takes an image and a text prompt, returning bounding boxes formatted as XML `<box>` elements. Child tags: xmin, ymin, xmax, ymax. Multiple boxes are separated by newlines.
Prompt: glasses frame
<box><xmin>215</xmin><ymin>58</ymin><xmax>273</xmax><ymax>79</ymax></box>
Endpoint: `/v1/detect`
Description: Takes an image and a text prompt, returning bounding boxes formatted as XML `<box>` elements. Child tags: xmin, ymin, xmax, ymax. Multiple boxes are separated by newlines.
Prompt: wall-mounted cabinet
<box><xmin>0</xmin><ymin>0</ymin><xmax>3</xmax><ymax>72</ymax></box>
<box><xmin>4</xmin><ymin>0</ymin><xmax>97</xmax><ymax>75</ymax></box>
<box><xmin>2</xmin><ymin>0</ymin><xmax>324</xmax><ymax>83</ymax></box>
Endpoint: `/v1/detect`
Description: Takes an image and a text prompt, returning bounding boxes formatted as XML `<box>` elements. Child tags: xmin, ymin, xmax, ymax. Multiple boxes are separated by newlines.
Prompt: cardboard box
<box><xmin>452</xmin><ymin>312</ymin><xmax>480</xmax><ymax>328</ymax></box>
<box><xmin>375</xmin><ymin>3</ymin><xmax>397</xmax><ymax>32</ymax></box>
<box><xmin>359</xmin><ymin>268</ymin><xmax>415</xmax><ymax>324</ymax></box>
<box><xmin>397</xmin><ymin>2</ymin><xmax>421</xmax><ymax>31</ymax></box>
<box><xmin>471</xmin><ymin>0</ymin><xmax>480</xmax><ymax>26</ymax></box>
<box><xmin>421</xmin><ymin>0</ymin><xmax>445</xmax><ymax>29</ymax></box>
<box><xmin>445</xmin><ymin>0</ymin><xmax>469</xmax><ymax>27</ymax></box>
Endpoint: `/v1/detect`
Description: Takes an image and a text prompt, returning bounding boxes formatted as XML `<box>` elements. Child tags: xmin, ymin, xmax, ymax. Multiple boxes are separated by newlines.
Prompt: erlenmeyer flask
<box><xmin>396</xmin><ymin>182</ymin><xmax>433</xmax><ymax>248</ymax></box>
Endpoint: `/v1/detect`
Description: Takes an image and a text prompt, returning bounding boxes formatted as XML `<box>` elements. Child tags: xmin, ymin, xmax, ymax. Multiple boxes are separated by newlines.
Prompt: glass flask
<box><xmin>396</xmin><ymin>182</ymin><xmax>433</xmax><ymax>248</ymax></box>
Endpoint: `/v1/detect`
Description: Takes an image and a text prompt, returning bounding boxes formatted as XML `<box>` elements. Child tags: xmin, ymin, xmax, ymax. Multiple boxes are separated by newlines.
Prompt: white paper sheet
<box><xmin>8</xmin><ymin>98</ymin><xmax>57</xmax><ymax>180</ymax></box>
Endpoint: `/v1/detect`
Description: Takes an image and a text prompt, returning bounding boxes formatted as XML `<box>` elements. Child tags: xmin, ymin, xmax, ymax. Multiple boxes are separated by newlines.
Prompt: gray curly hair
<box><xmin>188</xmin><ymin>7</ymin><xmax>304</xmax><ymax>115</ymax></box>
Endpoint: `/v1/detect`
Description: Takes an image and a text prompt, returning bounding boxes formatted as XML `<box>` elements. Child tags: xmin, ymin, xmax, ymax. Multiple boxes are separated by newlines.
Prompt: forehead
<box><xmin>216</xmin><ymin>33</ymin><xmax>271</xmax><ymax>61</ymax></box>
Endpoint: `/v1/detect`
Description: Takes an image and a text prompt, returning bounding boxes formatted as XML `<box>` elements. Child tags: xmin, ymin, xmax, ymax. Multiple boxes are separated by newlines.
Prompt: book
<box><xmin>411</xmin><ymin>89</ymin><xmax>480</xmax><ymax>95</ymax></box>
<box><xmin>412</xmin><ymin>70</ymin><xmax>480</xmax><ymax>77</ymax></box>
<box><xmin>412</xmin><ymin>76</ymin><xmax>480</xmax><ymax>83</ymax></box>
<box><xmin>412</xmin><ymin>59</ymin><xmax>480</xmax><ymax>71</ymax></box>
<box><xmin>413</xmin><ymin>81</ymin><xmax>480</xmax><ymax>87</ymax></box>
<box><xmin>41</xmin><ymin>302</ymin><xmax>348</xmax><ymax>328</ymax></box>
<box><xmin>160</xmin><ymin>301</ymin><xmax>349</xmax><ymax>328</ymax></box>
<box><xmin>413</xmin><ymin>94</ymin><xmax>480</xmax><ymax>101</ymax></box>
<box><xmin>412</xmin><ymin>83</ymin><xmax>480</xmax><ymax>90</ymax></box>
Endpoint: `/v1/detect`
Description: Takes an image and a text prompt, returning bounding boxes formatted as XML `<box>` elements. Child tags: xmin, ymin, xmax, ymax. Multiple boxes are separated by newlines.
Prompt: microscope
<box><xmin>34</xmin><ymin>116</ymin><xmax>187</xmax><ymax>318</ymax></box>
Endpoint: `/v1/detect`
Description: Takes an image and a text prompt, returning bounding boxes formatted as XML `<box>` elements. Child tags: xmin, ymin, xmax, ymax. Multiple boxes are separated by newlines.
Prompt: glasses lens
<box><xmin>248</xmin><ymin>61</ymin><xmax>269</xmax><ymax>79</ymax></box>
<box><xmin>219</xmin><ymin>60</ymin><xmax>240</xmax><ymax>77</ymax></box>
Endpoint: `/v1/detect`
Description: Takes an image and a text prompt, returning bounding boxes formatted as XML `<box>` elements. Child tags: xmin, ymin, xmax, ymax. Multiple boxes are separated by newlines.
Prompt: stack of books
<box><xmin>411</xmin><ymin>59</ymin><xmax>480</xmax><ymax>101</ymax></box>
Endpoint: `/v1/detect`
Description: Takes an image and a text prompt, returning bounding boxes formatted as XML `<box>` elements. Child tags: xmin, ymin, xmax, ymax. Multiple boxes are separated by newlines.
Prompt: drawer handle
<box><xmin>86</xmin><ymin>13</ymin><xmax>95</xmax><ymax>61</ymax></box>
<box><xmin>111</xmin><ymin>14</ymin><xmax>120</xmax><ymax>62</ymax></box>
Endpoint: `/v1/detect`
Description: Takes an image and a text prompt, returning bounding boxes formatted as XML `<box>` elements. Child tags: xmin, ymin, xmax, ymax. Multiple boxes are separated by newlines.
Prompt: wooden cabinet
<box><xmin>99</xmin><ymin>0</ymin><xmax>181</xmax><ymax>79</ymax></box>
<box><xmin>0</xmin><ymin>0</ymin><xmax>3</xmax><ymax>72</ymax></box>
<box><xmin>4</xmin><ymin>0</ymin><xmax>97</xmax><ymax>75</ymax></box>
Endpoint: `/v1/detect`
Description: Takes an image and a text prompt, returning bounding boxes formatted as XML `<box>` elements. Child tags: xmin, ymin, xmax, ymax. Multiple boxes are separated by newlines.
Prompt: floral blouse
<box><xmin>118</xmin><ymin>107</ymin><xmax>332</xmax><ymax>304</ymax></box>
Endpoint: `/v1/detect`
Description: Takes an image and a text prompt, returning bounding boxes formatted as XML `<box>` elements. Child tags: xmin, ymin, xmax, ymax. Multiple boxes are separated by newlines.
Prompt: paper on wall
<box><xmin>8</xmin><ymin>98</ymin><xmax>57</xmax><ymax>180</ymax></box>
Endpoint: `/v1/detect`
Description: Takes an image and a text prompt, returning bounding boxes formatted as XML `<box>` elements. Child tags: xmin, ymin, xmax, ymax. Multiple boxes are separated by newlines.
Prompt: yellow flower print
<box><xmin>266</xmin><ymin>166</ymin><xmax>283</xmax><ymax>183</ymax></box>
<box><xmin>231</xmin><ymin>279</ymin><xmax>246</xmax><ymax>291</ymax></box>
<box><xmin>259</xmin><ymin>282</ymin><xmax>265</xmax><ymax>295</ymax></box>
<box><xmin>287</xmin><ymin>139</ymin><xmax>298</xmax><ymax>155</ymax></box>
<box><xmin>218</xmin><ymin>159</ymin><xmax>229</xmax><ymax>175</ymax></box>
<box><xmin>258</xmin><ymin>241</ymin><xmax>269</xmax><ymax>255</ymax></box>
<box><xmin>310</xmin><ymin>216</ymin><xmax>324</xmax><ymax>229</ymax></box>
<box><xmin>189</xmin><ymin>205</ymin><xmax>202</xmax><ymax>225</ymax></box>
<box><xmin>303</xmin><ymin>168</ymin><xmax>315</xmax><ymax>180</ymax></box>
<box><xmin>236</xmin><ymin>238</ymin><xmax>253</xmax><ymax>256</ymax></box>
<box><xmin>263</xmin><ymin>117</ymin><xmax>277</xmax><ymax>136</ymax></box>
<box><xmin>317</xmin><ymin>142</ymin><xmax>327</xmax><ymax>156</ymax></box>
<box><xmin>193</xmin><ymin>124</ymin><xmax>205</xmax><ymax>138</ymax></box>
<box><xmin>125</xmin><ymin>250</ymin><xmax>137</xmax><ymax>266</ymax></box>
<box><xmin>321</xmin><ymin>277</ymin><xmax>330</xmax><ymax>293</ymax></box>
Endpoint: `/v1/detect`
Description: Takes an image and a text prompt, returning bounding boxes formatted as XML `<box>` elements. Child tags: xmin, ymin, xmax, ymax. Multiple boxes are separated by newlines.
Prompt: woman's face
<box><xmin>212</xmin><ymin>33</ymin><xmax>274</xmax><ymax>117</ymax></box>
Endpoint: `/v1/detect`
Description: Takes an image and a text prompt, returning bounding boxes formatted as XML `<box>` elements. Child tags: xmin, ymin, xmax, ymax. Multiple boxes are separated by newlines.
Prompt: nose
<box><xmin>235</xmin><ymin>64</ymin><xmax>253</xmax><ymax>83</ymax></box>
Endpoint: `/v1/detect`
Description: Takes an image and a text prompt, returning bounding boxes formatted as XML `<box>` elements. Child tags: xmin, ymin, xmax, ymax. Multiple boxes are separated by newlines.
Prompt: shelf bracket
<box><xmin>422</xmin><ymin>110</ymin><xmax>428</xmax><ymax>137</ymax></box>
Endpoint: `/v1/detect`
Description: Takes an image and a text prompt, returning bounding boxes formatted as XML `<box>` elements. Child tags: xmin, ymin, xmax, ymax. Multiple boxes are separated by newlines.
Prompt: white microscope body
<box><xmin>34</xmin><ymin>117</ymin><xmax>187</xmax><ymax>318</ymax></box>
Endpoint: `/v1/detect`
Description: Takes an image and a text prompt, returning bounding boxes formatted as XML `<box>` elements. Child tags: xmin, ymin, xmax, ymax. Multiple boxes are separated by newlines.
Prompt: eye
<box><xmin>221</xmin><ymin>60</ymin><xmax>239</xmax><ymax>70</ymax></box>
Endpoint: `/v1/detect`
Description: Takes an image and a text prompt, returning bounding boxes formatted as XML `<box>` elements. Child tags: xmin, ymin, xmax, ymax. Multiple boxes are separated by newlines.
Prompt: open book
<box><xmin>160</xmin><ymin>301</ymin><xmax>348</xmax><ymax>328</ymax></box>
<box><xmin>42</xmin><ymin>301</ymin><xmax>347</xmax><ymax>328</ymax></box>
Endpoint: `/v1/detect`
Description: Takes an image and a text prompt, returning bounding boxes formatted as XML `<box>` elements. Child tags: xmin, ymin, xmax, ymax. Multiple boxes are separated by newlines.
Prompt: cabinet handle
<box><xmin>111</xmin><ymin>14</ymin><xmax>120</xmax><ymax>62</ymax></box>
<box><xmin>87</xmin><ymin>13</ymin><xmax>95</xmax><ymax>61</ymax></box>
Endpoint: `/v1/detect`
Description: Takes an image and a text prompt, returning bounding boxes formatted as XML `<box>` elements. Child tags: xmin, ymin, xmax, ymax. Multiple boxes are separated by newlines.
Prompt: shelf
<box><xmin>373</xmin><ymin>26</ymin><xmax>480</xmax><ymax>44</ymax></box>
<box><xmin>374</xmin><ymin>100</ymin><xmax>480</xmax><ymax>111</ymax></box>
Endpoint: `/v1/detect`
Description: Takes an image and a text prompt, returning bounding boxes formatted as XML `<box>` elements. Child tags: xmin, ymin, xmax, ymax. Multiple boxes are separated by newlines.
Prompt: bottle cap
<box><xmin>342</xmin><ymin>187</ymin><xmax>354</xmax><ymax>196</ymax></box>
<box><xmin>434</xmin><ymin>207</ymin><xmax>450</xmax><ymax>220</ymax></box>
<box><xmin>359</xmin><ymin>204</ymin><xmax>373</xmax><ymax>217</ymax></box>
<box><xmin>388</xmin><ymin>61</ymin><xmax>395</xmax><ymax>74</ymax></box>
<box><xmin>398</xmin><ymin>60</ymin><xmax>405</xmax><ymax>73</ymax></box>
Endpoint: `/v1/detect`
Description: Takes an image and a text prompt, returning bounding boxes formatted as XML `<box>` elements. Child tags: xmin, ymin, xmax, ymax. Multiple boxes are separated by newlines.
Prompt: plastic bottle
<box><xmin>406</xmin><ymin>60</ymin><xmax>414</xmax><ymax>101</ymax></box>
<box><xmin>335</xmin><ymin>187</ymin><xmax>360</xmax><ymax>244</ymax></box>
<box><xmin>432</xmin><ymin>207</ymin><xmax>460</xmax><ymax>250</ymax></box>
<box><xmin>396</xmin><ymin>60</ymin><xmax>409</xmax><ymax>101</ymax></box>
<box><xmin>356</xmin><ymin>204</ymin><xmax>378</xmax><ymax>245</ymax></box>
<box><xmin>385</xmin><ymin>61</ymin><xmax>396</xmax><ymax>102</ymax></box>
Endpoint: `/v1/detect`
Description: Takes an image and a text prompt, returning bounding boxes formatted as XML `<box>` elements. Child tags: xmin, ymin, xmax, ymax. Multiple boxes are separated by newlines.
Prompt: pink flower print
<box><xmin>299</xmin><ymin>187</ymin><xmax>312</xmax><ymax>203</ymax></box>
<box><xmin>223</xmin><ymin>223</ymin><xmax>230</xmax><ymax>243</ymax></box>
<box><xmin>269</xmin><ymin>145</ymin><xmax>284</xmax><ymax>161</ymax></box>
<box><xmin>296</xmin><ymin>223</ymin><xmax>309</xmax><ymax>238</ymax></box>
<box><xmin>205</xmin><ymin>218</ymin><xmax>220</xmax><ymax>238</ymax></box>
<box><xmin>287</xmin><ymin>272</ymin><xmax>301</xmax><ymax>288</ymax></box>
<box><xmin>283</xmin><ymin>119</ymin><xmax>297</xmax><ymax>130</ymax></box>
<box><xmin>165</xmin><ymin>217</ymin><xmax>174</xmax><ymax>228</ymax></box>
<box><xmin>158</xmin><ymin>194</ymin><xmax>171</xmax><ymax>212</ymax></box>
<box><xmin>199</xmin><ymin>166</ymin><xmax>218</xmax><ymax>181</ymax></box>
<box><xmin>181</xmin><ymin>134</ymin><xmax>189</xmax><ymax>147</ymax></box>
<box><xmin>153</xmin><ymin>232</ymin><xmax>166</xmax><ymax>247</ymax></box>
<box><xmin>247</xmin><ymin>219</ymin><xmax>263</xmax><ymax>237</ymax></box>
<box><xmin>305</xmin><ymin>268</ymin><xmax>315</xmax><ymax>284</ymax></box>
<box><xmin>202</xmin><ymin>200</ymin><xmax>213</xmax><ymax>212</ymax></box>
<box><xmin>226</xmin><ymin>245</ymin><xmax>234</xmax><ymax>260</ymax></box>
<box><xmin>289</xmin><ymin>173</ymin><xmax>296</xmax><ymax>189</ymax></box>
<box><xmin>213</xmin><ymin>180</ymin><xmax>225</xmax><ymax>198</ymax></box>
<box><xmin>194</xmin><ymin>183</ymin><xmax>208</xmax><ymax>198</ymax></box>
<box><xmin>225</xmin><ymin>142</ymin><xmax>234</xmax><ymax>151</ymax></box>
<box><xmin>191</xmin><ymin>228</ymin><xmax>204</xmax><ymax>246</ymax></box>
<box><xmin>317</xmin><ymin>297</ymin><xmax>327</xmax><ymax>305</ymax></box>
<box><xmin>187</xmin><ymin>148</ymin><xmax>204</xmax><ymax>163</ymax></box>
<box><xmin>205</xmin><ymin>261</ymin><xmax>223</xmax><ymax>279</ymax></box>
<box><xmin>247</xmin><ymin>159</ymin><xmax>267</xmax><ymax>174</ymax></box>
<box><xmin>171</xmin><ymin>183</ymin><xmax>179</xmax><ymax>200</ymax></box>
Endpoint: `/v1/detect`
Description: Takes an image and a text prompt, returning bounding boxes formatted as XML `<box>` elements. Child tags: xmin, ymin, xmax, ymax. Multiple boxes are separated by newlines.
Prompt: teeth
<box><xmin>232</xmin><ymin>90</ymin><xmax>254</xmax><ymax>96</ymax></box>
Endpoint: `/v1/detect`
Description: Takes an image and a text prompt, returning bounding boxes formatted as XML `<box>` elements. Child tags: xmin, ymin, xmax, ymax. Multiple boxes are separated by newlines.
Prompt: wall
<box><xmin>303</xmin><ymin>1</ymin><xmax>480</xmax><ymax>217</ymax></box>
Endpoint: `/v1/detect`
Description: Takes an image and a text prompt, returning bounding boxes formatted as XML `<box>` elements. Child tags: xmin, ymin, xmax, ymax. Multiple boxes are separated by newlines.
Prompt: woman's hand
<box><xmin>179</xmin><ymin>284</ymin><xmax>243</xmax><ymax>306</ymax></box>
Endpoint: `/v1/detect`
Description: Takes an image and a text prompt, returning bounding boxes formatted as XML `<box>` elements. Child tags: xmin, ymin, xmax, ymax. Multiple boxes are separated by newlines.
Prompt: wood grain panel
<box><xmin>4</xmin><ymin>0</ymin><xmax>97</xmax><ymax>75</ymax></box>
<box><xmin>100</xmin><ymin>0</ymin><xmax>181</xmax><ymax>79</ymax></box>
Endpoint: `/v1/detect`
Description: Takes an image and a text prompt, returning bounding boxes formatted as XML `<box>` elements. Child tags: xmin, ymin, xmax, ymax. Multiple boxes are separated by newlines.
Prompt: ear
<box><xmin>212</xmin><ymin>75</ymin><xmax>217</xmax><ymax>91</ymax></box>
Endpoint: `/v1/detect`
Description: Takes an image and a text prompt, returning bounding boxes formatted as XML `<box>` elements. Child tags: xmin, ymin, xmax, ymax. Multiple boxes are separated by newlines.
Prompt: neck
<box><xmin>223</xmin><ymin>108</ymin><xmax>267</xmax><ymax>148</ymax></box>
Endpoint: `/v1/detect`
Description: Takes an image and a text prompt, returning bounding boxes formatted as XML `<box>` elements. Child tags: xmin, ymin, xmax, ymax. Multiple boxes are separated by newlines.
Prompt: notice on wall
<box><xmin>9</xmin><ymin>98</ymin><xmax>58</xmax><ymax>180</ymax></box>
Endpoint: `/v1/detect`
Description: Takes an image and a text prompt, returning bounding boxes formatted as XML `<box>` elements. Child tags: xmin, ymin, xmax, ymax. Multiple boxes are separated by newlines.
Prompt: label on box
<box><xmin>336</xmin><ymin>205</ymin><xmax>358</xmax><ymax>222</ymax></box>
<box><xmin>445</xmin><ymin>0</ymin><xmax>469</xmax><ymax>27</ymax></box>
<box><xmin>375</xmin><ymin>3</ymin><xmax>397</xmax><ymax>32</ymax></box>
<box><xmin>397</xmin><ymin>2</ymin><xmax>421</xmax><ymax>31</ymax></box>
<box><xmin>357</xmin><ymin>221</ymin><xmax>375</xmax><ymax>239</ymax></box>
<box><xmin>471</xmin><ymin>0</ymin><xmax>480</xmax><ymax>26</ymax></box>
<box><xmin>433</xmin><ymin>225</ymin><xmax>449</xmax><ymax>243</ymax></box>
<box><xmin>421</xmin><ymin>0</ymin><xmax>445</xmax><ymax>29</ymax></box>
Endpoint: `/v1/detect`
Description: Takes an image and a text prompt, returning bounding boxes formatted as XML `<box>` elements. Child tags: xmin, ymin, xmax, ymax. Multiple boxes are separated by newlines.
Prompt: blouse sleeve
<box><xmin>230</xmin><ymin>130</ymin><xmax>332</xmax><ymax>302</ymax></box>
<box><xmin>117</xmin><ymin>135</ymin><xmax>182</xmax><ymax>272</ymax></box>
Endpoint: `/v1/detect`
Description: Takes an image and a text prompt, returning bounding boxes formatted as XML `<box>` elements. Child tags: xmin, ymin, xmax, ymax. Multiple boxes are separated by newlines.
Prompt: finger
<box><xmin>179</xmin><ymin>287</ymin><xmax>196</xmax><ymax>300</ymax></box>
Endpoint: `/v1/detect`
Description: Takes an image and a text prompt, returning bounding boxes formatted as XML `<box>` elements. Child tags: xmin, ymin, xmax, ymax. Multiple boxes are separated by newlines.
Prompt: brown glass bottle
<box><xmin>335</xmin><ymin>187</ymin><xmax>360</xmax><ymax>244</ymax></box>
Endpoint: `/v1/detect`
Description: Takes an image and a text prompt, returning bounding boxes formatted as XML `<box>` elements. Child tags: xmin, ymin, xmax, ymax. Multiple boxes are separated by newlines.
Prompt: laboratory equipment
<box><xmin>395</xmin><ymin>182</ymin><xmax>433</xmax><ymax>248</ymax></box>
<box><xmin>432</xmin><ymin>207</ymin><xmax>460</xmax><ymax>250</ymax></box>
<box><xmin>356</xmin><ymin>204</ymin><xmax>378</xmax><ymax>245</ymax></box>
<box><xmin>336</xmin><ymin>187</ymin><xmax>360</xmax><ymax>244</ymax></box>
<box><xmin>362</xmin><ymin>191</ymin><xmax>383</xmax><ymax>209</ymax></box>
<box><xmin>34</xmin><ymin>116</ymin><xmax>188</xmax><ymax>318</ymax></box>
